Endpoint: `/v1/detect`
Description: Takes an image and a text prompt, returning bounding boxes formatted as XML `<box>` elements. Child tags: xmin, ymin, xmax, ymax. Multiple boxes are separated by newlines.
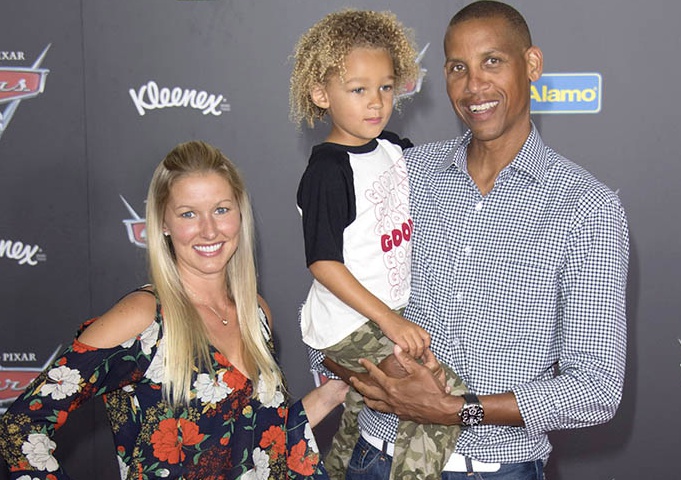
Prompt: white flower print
<box><xmin>117</xmin><ymin>455</ymin><xmax>129</xmax><ymax>480</ymax></box>
<box><xmin>16</xmin><ymin>476</ymin><xmax>41</xmax><ymax>480</ymax></box>
<box><xmin>39</xmin><ymin>365</ymin><xmax>81</xmax><ymax>400</ymax></box>
<box><xmin>258</xmin><ymin>308</ymin><xmax>271</xmax><ymax>341</ymax></box>
<box><xmin>304</xmin><ymin>423</ymin><xmax>319</xmax><ymax>453</ymax></box>
<box><xmin>240</xmin><ymin>447</ymin><xmax>270</xmax><ymax>480</ymax></box>
<box><xmin>156</xmin><ymin>468</ymin><xmax>170</xmax><ymax>477</ymax></box>
<box><xmin>193</xmin><ymin>372</ymin><xmax>232</xmax><ymax>404</ymax></box>
<box><xmin>144</xmin><ymin>337</ymin><xmax>165</xmax><ymax>383</ymax></box>
<box><xmin>21</xmin><ymin>433</ymin><xmax>58</xmax><ymax>472</ymax></box>
<box><xmin>121</xmin><ymin>319</ymin><xmax>160</xmax><ymax>355</ymax></box>
<box><xmin>256</xmin><ymin>375</ymin><xmax>284</xmax><ymax>408</ymax></box>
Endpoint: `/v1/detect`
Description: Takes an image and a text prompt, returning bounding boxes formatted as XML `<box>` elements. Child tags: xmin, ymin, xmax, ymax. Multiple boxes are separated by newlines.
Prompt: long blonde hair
<box><xmin>145</xmin><ymin>140</ymin><xmax>283</xmax><ymax>406</ymax></box>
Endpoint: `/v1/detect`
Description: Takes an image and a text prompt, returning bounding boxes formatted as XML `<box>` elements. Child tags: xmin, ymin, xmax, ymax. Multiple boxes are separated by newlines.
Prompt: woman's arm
<box><xmin>0</xmin><ymin>291</ymin><xmax>159</xmax><ymax>478</ymax></box>
<box><xmin>300</xmin><ymin>379</ymin><xmax>349</xmax><ymax>428</ymax></box>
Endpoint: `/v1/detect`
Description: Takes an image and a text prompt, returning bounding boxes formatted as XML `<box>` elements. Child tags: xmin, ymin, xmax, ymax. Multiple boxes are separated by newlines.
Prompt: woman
<box><xmin>0</xmin><ymin>141</ymin><xmax>347</xmax><ymax>479</ymax></box>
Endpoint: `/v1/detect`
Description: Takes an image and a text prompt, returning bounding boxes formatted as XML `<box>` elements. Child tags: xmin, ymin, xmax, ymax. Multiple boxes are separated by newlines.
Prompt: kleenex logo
<box><xmin>531</xmin><ymin>73</ymin><xmax>602</xmax><ymax>114</ymax></box>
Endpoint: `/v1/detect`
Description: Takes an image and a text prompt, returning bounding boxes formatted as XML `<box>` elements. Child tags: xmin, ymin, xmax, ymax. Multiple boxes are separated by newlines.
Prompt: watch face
<box><xmin>461</xmin><ymin>404</ymin><xmax>484</xmax><ymax>426</ymax></box>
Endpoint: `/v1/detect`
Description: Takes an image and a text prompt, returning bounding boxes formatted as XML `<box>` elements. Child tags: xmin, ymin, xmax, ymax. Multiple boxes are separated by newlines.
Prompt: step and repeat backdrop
<box><xmin>1</xmin><ymin>1</ymin><xmax>679</xmax><ymax>478</ymax></box>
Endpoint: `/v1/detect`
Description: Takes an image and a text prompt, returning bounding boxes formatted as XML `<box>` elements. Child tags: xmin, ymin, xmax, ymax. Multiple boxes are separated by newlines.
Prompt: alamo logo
<box><xmin>0</xmin><ymin>45</ymin><xmax>50</xmax><ymax>140</ymax></box>
<box><xmin>530</xmin><ymin>73</ymin><xmax>602</xmax><ymax>114</ymax></box>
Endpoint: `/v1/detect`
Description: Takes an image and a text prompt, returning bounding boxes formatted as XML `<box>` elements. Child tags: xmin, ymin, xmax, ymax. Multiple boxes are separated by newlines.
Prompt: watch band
<box><xmin>462</xmin><ymin>393</ymin><xmax>480</xmax><ymax>404</ymax></box>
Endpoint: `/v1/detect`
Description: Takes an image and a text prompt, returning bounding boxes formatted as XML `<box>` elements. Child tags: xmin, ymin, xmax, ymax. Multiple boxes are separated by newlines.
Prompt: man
<box><xmin>342</xmin><ymin>1</ymin><xmax>629</xmax><ymax>478</ymax></box>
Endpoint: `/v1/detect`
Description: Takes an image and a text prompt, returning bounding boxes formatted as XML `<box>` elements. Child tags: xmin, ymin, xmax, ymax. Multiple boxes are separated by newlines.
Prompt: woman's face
<box><xmin>163</xmin><ymin>171</ymin><xmax>241</xmax><ymax>281</ymax></box>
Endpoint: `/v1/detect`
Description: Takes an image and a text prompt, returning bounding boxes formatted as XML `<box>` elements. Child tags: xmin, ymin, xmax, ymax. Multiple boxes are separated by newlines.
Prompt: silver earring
<box><xmin>163</xmin><ymin>231</ymin><xmax>170</xmax><ymax>237</ymax></box>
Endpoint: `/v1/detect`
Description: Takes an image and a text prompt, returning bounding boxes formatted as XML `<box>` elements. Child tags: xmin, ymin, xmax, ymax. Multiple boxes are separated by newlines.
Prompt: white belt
<box><xmin>361</xmin><ymin>430</ymin><xmax>395</xmax><ymax>456</ymax></box>
<box><xmin>360</xmin><ymin>430</ymin><xmax>501</xmax><ymax>473</ymax></box>
<box><xmin>442</xmin><ymin>453</ymin><xmax>501</xmax><ymax>473</ymax></box>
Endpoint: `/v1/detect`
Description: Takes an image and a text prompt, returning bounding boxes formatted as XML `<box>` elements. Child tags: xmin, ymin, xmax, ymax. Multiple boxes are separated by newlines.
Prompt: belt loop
<box><xmin>465</xmin><ymin>456</ymin><xmax>474</xmax><ymax>476</ymax></box>
<box><xmin>381</xmin><ymin>440</ymin><xmax>388</xmax><ymax>455</ymax></box>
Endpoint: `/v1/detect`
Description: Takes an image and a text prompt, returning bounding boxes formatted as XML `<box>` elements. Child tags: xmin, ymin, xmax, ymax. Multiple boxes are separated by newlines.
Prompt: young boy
<box><xmin>290</xmin><ymin>9</ymin><xmax>467</xmax><ymax>479</ymax></box>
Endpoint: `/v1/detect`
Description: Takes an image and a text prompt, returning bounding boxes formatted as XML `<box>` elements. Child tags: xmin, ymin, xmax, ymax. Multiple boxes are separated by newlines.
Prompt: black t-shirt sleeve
<box><xmin>379</xmin><ymin>130</ymin><xmax>414</xmax><ymax>150</ymax></box>
<box><xmin>296</xmin><ymin>145</ymin><xmax>356</xmax><ymax>266</ymax></box>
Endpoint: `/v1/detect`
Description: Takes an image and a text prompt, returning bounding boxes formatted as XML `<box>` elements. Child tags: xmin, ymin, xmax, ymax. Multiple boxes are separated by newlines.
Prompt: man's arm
<box><xmin>511</xmin><ymin>197</ymin><xmax>628</xmax><ymax>437</ymax></box>
<box><xmin>350</xmin><ymin>345</ymin><xmax>524</xmax><ymax>426</ymax></box>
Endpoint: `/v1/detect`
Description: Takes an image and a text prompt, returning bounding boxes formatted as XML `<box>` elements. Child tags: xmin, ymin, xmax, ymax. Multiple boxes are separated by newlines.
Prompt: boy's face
<box><xmin>312</xmin><ymin>47</ymin><xmax>395</xmax><ymax>146</ymax></box>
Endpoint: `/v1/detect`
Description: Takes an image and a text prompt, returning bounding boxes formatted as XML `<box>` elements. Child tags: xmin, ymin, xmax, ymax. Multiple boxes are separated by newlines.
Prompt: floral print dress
<box><xmin>0</xmin><ymin>291</ymin><xmax>327</xmax><ymax>480</ymax></box>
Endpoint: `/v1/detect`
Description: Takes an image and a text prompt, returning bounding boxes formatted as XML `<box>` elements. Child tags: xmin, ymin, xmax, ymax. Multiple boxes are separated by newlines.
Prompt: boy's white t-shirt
<box><xmin>297</xmin><ymin>133</ymin><xmax>412</xmax><ymax>349</ymax></box>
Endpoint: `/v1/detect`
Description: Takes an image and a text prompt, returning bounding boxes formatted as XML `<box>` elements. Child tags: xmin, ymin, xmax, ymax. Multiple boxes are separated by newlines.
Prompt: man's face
<box><xmin>443</xmin><ymin>17</ymin><xmax>542</xmax><ymax>147</ymax></box>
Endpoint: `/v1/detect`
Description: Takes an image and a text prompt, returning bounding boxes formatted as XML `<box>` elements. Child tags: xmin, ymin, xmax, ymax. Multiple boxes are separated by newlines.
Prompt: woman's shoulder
<box><xmin>77</xmin><ymin>287</ymin><xmax>159</xmax><ymax>349</ymax></box>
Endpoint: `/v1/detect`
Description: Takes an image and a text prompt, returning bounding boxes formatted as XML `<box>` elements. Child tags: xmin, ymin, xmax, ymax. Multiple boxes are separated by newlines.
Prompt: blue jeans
<box><xmin>345</xmin><ymin>435</ymin><xmax>392</xmax><ymax>480</ymax></box>
<box><xmin>345</xmin><ymin>435</ymin><xmax>544</xmax><ymax>480</ymax></box>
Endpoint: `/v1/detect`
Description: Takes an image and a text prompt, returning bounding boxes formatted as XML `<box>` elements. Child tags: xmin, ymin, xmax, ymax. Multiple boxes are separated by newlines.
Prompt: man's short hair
<box><xmin>449</xmin><ymin>0</ymin><xmax>532</xmax><ymax>48</ymax></box>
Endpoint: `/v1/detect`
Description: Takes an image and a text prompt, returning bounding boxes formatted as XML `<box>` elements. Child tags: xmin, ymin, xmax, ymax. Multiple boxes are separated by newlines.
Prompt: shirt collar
<box><xmin>437</xmin><ymin>123</ymin><xmax>550</xmax><ymax>183</ymax></box>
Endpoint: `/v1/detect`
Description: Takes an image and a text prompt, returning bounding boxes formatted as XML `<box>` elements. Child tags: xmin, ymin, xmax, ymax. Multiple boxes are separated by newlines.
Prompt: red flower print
<box><xmin>287</xmin><ymin>440</ymin><xmax>318</xmax><ymax>476</ymax></box>
<box><xmin>151</xmin><ymin>418</ymin><xmax>205</xmax><ymax>464</ymax></box>
<box><xmin>55</xmin><ymin>410</ymin><xmax>69</xmax><ymax>429</ymax></box>
<box><xmin>222</xmin><ymin>367</ymin><xmax>247</xmax><ymax>392</ymax></box>
<box><xmin>259</xmin><ymin>425</ymin><xmax>286</xmax><ymax>457</ymax></box>
<box><xmin>214</xmin><ymin>352</ymin><xmax>229</xmax><ymax>366</ymax></box>
<box><xmin>10</xmin><ymin>459</ymin><xmax>30</xmax><ymax>471</ymax></box>
<box><xmin>72</xmin><ymin>339</ymin><xmax>98</xmax><ymax>353</ymax></box>
<box><xmin>29</xmin><ymin>399</ymin><xmax>43</xmax><ymax>411</ymax></box>
<box><xmin>47</xmin><ymin>475</ymin><xmax>58</xmax><ymax>480</ymax></box>
<box><xmin>69</xmin><ymin>383</ymin><xmax>96</xmax><ymax>412</ymax></box>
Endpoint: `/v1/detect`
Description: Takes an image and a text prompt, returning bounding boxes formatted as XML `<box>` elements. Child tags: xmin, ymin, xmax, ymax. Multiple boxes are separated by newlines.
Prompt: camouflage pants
<box><xmin>322</xmin><ymin>320</ymin><xmax>468</xmax><ymax>480</ymax></box>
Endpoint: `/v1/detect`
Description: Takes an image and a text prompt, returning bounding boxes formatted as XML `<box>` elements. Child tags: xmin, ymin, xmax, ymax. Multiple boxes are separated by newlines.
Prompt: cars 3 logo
<box><xmin>0</xmin><ymin>347</ymin><xmax>60</xmax><ymax>414</ymax></box>
<box><xmin>121</xmin><ymin>195</ymin><xmax>147</xmax><ymax>248</ymax></box>
<box><xmin>0</xmin><ymin>45</ymin><xmax>50</xmax><ymax>140</ymax></box>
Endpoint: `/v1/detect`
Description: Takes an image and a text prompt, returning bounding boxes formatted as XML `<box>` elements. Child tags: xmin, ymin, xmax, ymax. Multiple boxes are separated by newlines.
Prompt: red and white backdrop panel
<box><xmin>1</xmin><ymin>1</ymin><xmax>678</xmax><ymax>478</ymax></box>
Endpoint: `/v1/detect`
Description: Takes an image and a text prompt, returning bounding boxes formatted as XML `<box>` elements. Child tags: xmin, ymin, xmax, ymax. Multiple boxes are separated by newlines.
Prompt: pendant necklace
<box><xmin>204</xmin><ymin>304</ymin><xmax>229</xmax><ymax>326</ymax></box>
<box><xmin>187</xmin><ymin>287</ymin><xmax>230</xmax><ymax>326</ymax></box>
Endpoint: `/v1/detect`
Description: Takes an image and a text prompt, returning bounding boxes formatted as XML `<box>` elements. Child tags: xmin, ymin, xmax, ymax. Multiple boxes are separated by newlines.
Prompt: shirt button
<box><xmin>452</xmin><ymin>337</ymin><xmax>461</xmax><ymax>347</ymax></box>
<box><xmin>463</xmin><ymin>246</ymin><xmax>473</xmax><ymax>255</ymax></box>
<box><xmin>455</xmin><ymin>292</ymin><xmax>464</xmax><ymax>302</ymax></box>
<box><xmin>475</xmin><ymin>201</ymin><xmax>483</xmax><ymax>211</ymax></box>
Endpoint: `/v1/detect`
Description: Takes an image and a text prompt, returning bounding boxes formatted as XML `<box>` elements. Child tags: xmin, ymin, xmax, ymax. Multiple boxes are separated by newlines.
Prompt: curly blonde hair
<box><xmin>289</xmin><ymin>9</ymin><xmax>420</xmax><ymax>128</ymax></box>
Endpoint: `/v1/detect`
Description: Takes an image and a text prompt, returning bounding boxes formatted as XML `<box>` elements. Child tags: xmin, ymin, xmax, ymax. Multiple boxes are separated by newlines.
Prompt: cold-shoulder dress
<box><xmin>0</xmin><ymin>290</ymin><xmax>327</xmax><ymax>479</ymax></box>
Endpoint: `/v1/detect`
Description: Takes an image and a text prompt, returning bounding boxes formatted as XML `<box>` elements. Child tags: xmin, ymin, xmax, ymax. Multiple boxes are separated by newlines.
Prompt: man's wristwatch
<box><xmin>458</xmin><ymin>393</ymin><xmax>484</xmax><ymax>427</ymax></box>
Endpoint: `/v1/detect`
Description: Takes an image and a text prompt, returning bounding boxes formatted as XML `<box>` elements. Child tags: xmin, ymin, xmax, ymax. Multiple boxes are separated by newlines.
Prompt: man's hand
<box><xmin>350</xmin><ymin>345</ymin><xmax>460</xmax><ymax>425</ymax></box>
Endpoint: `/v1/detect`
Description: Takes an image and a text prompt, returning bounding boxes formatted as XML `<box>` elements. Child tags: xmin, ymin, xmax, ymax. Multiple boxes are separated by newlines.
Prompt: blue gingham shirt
<box><xmin>355</xmin><ymin>125</ymin><xmax>629</xmax><ymax>463</ymax></box>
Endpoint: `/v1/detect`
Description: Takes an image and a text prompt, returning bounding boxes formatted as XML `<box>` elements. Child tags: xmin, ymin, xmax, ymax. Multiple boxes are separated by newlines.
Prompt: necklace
<box><xmin>186</xmin><ymin>287</ymin><xmax>230</xmax><ymax>326</ymax></box>
<box><xmin>203</xmin><ymin>304</ymin><xmax>229</xmax><ymax>326</ymax></box>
